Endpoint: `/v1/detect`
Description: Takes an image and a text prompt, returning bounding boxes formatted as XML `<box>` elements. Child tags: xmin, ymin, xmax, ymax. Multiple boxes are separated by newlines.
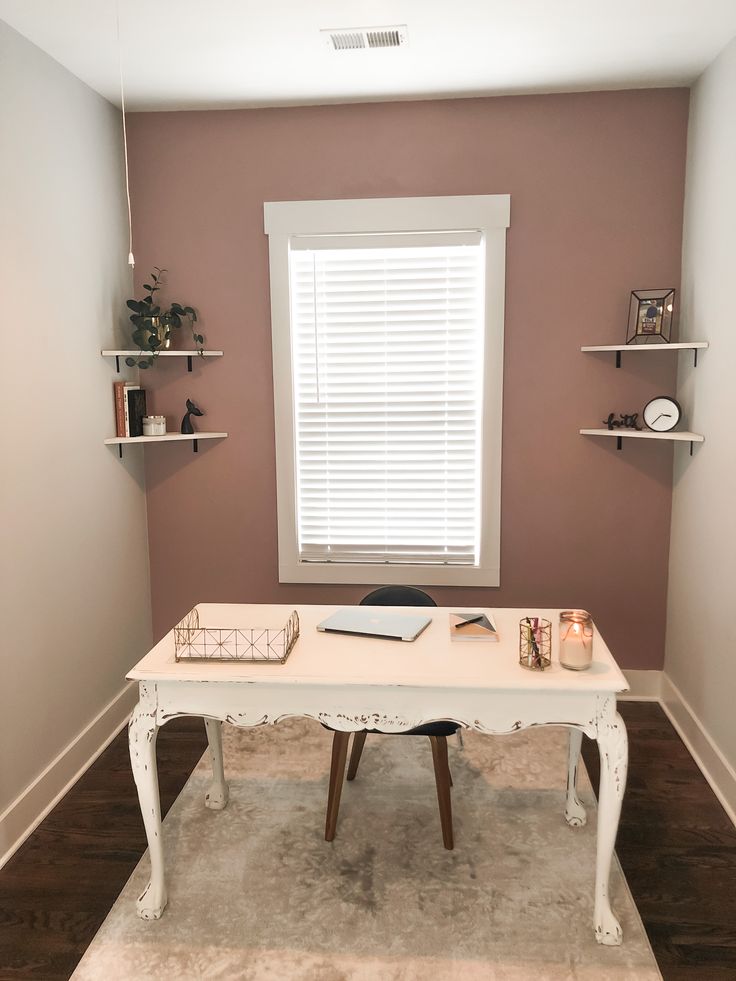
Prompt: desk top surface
<box><xmin>128</xmin><ymin>604</ymin><xmax>629</xmax><ymax>694</ymax></box>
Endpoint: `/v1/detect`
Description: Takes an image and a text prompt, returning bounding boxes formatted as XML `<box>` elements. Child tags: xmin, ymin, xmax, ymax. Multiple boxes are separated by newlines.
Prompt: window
<box><xmin>265</xmin><ymin>195</ymin><xmax>510</xmax><ymax>586</ymax></box>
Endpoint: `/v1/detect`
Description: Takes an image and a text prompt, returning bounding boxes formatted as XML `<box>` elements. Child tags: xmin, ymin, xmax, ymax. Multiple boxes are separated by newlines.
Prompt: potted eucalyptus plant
<box><xmin>125</xmin><ymin>267</ymin><xmax>204</xmax><ymax>368</ymax></box>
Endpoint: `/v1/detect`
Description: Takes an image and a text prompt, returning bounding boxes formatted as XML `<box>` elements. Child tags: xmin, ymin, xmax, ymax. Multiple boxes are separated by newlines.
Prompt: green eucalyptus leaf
<box><xmin>126</xmin><ymin>299</ymin><xmax>143</xmax><ymax>313</ymax></box>
<box><xmin>125</xmin><ymin>356</ymin><xmax>136</xmax><ymax>367</ymax></box>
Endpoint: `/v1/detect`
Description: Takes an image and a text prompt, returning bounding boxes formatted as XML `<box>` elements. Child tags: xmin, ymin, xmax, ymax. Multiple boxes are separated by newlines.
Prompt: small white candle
<box><xmin>142</xmin><ymin>415</ymin><xmax>167</xmax><ymax>436</ymax></box>
<box><xmin>559</xmin><ymin>613</ymin><xmax>593</xmax><ymax>671</ymax></box>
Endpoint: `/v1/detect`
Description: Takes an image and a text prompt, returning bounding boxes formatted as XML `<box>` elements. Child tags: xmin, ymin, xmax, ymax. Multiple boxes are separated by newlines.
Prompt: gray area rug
<box><xmin>73</xmin><ymin>720</ymin><xmax>660</xmax><ymax>980</ymax></box>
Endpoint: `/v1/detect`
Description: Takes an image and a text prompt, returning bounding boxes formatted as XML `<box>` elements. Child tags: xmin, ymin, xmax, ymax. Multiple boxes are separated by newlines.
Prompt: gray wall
<box><xmin>666</xmin><ymin>37</ymin><xmax>736</xmax><ymax>771</ymax></box>
<box><xmin>0</xmin><ymin>21</ymin><xmax>151</xmax><ymax>840</ymax></box>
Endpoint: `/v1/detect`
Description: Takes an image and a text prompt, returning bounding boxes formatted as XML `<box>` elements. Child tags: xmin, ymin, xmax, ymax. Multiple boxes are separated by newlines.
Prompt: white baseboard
<box><xmin>0</xmin><ymin>683</ymin><xmax>137</xmax><ymax>870</ymax></box>
<box><xmin>620</xmin><ymin>669</ymin><xmax>662</xmax><ymax>701</ymax></box>
<box><xmin>660</xmin><ymin>672</ymin><xmax>736</xmax><ymax>828</ymax></box>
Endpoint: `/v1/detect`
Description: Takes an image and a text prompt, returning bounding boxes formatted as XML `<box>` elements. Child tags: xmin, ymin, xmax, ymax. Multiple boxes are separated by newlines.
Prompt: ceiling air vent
<box><xmin>322</xmin><ymin>26</ymin><xmax>408</xmax><ymax>52</ymax></box>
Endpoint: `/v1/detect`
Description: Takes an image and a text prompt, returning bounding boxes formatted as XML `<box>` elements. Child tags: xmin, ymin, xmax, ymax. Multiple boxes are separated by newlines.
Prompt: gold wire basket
<box><xmin>174</xmin><ymin>608</ymin><xmax>300</xmax><ymax>664</ymax></box>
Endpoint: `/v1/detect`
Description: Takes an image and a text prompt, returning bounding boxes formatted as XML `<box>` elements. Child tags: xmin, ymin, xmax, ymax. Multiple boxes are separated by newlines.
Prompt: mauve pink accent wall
<box><xmin>127</xmin><ymin>89</ymin><xmax>688</xmax><ymax>669</ymax></box>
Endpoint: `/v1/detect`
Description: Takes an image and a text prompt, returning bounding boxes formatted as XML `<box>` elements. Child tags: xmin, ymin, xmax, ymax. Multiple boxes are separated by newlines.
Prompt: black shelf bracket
<box><xmin>613</xmin><ymin>436</ymin><xmax>696</xmax><ymax>454</ymax></box>
<box><xmin>114</xmin><ymin>437</ymin><xmax>207</xmax><ymax>457</ymax></box>
<box><xmin>612</xmin><ymin>346</ymin><xmax>701</xmax><ymax>368</ymax></box>
<box><xmin>110</xmin><ymin>354</ymin><xmax>205</xmax><ymax>373</ymax></box>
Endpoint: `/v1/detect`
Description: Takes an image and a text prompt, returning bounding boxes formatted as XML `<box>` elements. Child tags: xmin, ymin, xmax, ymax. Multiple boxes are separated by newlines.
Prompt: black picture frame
<box><xmin>626</xmin><ymin>288</ymin><xmax>676</xmax><ymax>345</ymax></box>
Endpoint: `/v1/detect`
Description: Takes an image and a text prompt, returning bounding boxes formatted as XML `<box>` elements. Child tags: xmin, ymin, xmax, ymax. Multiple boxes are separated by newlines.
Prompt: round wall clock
<box><xmin>643</xmin><ymin>396</ymin><xmax>681</xmax><ymax>432</ymax></box>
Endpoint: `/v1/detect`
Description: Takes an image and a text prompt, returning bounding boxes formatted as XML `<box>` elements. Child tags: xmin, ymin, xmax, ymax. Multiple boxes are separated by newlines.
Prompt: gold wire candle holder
<box><xmin>518</xmin><ymin>617</ymin><xmax>552</xmax><ymax>670</ymax></box>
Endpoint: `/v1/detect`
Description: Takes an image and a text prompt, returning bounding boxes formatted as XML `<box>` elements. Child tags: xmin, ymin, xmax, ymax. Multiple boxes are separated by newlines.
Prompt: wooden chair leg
<box><xmin>347</xmin><ymin>731</ymin><xmax>368</xmax><ymax>781</ymax></box>
<box><xmin>429</xmin><ymin>735</ymin><xmax>454</xmax><ymax>850</ymax></box>
<box><xmin>325</xmin><ymin>731</ymin><xmax>350</xmax><ymax>842</ymax></box>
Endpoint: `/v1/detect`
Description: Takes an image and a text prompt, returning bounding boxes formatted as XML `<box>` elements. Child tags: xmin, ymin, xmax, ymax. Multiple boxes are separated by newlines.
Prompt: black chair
<box><xmin>324</xmin><ymin>586</ymin><xmax>458</xmax><ymax>849</ymax></box>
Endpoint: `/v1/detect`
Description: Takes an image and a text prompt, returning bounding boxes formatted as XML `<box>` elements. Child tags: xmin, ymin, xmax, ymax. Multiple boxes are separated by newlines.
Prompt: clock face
<box><xmin>643</xmin><ymin>396</ymin><xmax>681</xmax><ymax>432</ymax></box>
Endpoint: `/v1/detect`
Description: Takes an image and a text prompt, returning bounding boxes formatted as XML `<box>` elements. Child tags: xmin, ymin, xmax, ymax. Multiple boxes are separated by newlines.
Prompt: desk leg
<box><xmin>565</xmin><ymin>728</ymin><xmax>587</xmax><ymax>827</ymax></box>
<box><xmin>204</xmin><ymin>719</ymin><xmax>229</xmax><ymax>810</ymax></box>
<box><xmin>594</xmin><ymin>710</ymin><xmax>628</xmax><ymax>945</ymax></box>
<box><xmin>129</xmin><ymin>687</ymin><xmax>167</xmax><ymax>920</ymax></box>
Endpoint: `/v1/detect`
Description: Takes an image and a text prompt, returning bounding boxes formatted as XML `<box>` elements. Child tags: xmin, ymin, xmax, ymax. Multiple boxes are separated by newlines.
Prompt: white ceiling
<box><xmin>1</xmin><ymin>0</ymin><xmax>735</xmax><ymax>111</ymax></box>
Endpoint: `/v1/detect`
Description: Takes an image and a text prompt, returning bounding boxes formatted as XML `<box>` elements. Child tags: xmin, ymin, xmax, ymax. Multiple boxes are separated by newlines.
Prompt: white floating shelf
<box><xmin>580</xmin><ymin>428</ymin><xmax>703</xmax><ymax>442</ymax></box>
<box><xmin>105</xmin><ymin>432</ymin><xmax>228</xmax><ymax>457</ymax></box>
<box><xmin>104</xmin><ymin>432</ymin><xmax>227</xmax><ymax>445</ymax></box>
<box><xmin>580</xmin><ymin>342</ymin><xmax>708</xmax><ymax>352</ymax></box>
<box><xmin>102</xmin><ymin>350</ymin><xmax>223</xmax><ymax>357</ymax></box>
<box><xmin>581</xmin><ymin>341</ymin><xmax>708</xmax><ymax>367</ymax></box>
<box><xmin>580</xmin><ymin>428</ymin><xmax>704</xmax><ymax>454</ymax></box>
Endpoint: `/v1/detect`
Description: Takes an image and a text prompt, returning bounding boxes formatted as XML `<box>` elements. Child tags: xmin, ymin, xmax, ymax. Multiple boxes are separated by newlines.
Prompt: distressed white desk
<box><xmin>127</xmin><ymin>604</ymin><xmax>629</xmax><ymax>944</ymax></box>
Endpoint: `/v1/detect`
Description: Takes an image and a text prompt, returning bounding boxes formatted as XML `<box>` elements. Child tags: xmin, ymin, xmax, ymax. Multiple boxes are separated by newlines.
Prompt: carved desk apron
<box><xmin>127</xmin><ymin>604</ymin><xmax>629</xmax><ymax>945</ymax></box>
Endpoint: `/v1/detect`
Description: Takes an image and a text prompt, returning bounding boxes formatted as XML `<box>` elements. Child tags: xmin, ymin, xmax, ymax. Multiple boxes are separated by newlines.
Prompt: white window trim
<box><xmin>264</xmin><ymin>194</ymin><xmax>510</xmax><ymax>587</ymax></box>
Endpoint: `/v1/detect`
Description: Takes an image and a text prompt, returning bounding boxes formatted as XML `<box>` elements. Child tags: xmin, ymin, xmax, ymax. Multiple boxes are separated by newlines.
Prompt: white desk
<box><xmin>127</xmin><ymin>604</ymin><xmax>629</xmax><ymax>944</ymax></box>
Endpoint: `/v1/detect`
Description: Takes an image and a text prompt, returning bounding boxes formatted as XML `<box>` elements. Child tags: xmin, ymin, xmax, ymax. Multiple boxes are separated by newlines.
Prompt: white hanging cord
<box><xmin>116</xmin><ymin>0</ymin><xmax>135</xmax><ymax>267</ymax></box>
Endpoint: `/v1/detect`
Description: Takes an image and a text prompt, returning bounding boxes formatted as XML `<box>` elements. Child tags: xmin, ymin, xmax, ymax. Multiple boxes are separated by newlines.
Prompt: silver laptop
<box><xmin>317</xmin><ymin>608</ymin><xmax>432</xmax><ymax>642</ymax></box>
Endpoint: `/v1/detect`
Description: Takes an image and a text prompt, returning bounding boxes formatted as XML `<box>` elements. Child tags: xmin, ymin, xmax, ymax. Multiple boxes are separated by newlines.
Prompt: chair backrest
<box><xmin>360</xmin><ymin>585</ymin><xmax>437</xmax><ymax>607</ymax></box>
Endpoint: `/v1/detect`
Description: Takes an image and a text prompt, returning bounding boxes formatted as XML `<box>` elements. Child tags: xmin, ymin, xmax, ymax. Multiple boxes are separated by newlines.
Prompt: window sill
<box><xmin>279</xmin><ymin>561</ymin><xmax>500</xmax><ymax>588</ymax></box>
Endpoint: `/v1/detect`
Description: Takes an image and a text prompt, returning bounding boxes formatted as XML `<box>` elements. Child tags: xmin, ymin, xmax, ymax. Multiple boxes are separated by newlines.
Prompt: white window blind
<box><xmin>289</xmin><ymin>233</ymin><xmax>485</xmax><ymax>567</ymax></box>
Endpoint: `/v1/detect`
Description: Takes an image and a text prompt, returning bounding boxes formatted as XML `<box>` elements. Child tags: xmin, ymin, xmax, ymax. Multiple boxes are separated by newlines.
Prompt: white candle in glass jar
<box><xmin>559</xmin><ymin>612</ymin><xmax>593</xmax><ymax>671</ymax></box>
<box><xmin>142</xmin><ymin>415</ymin><xmax>167</xmax><ymax>436</ymax></box>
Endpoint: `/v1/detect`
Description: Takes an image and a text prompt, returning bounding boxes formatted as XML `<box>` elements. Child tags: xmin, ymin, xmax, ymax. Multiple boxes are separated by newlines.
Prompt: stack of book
<box><xmin>113</xmin><ymin>381</ymin><xmax>147</xmax><ymax>437</ymax></box>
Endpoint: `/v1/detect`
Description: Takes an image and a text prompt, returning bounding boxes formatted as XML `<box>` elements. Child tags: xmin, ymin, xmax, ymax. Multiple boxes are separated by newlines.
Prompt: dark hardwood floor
<box><xmin>0</xmin><ymin>703</ymin><xmax>734</xmax><ymax>980</ymax></box>
<box><xmin>0</xmin><ymin>718</ymin><xmax>208</xmax><ymax>981</ymax></box>
<box><xmin>582</xmin><ymin>704</ymin><xmax>736</xmax><ymax>981</ymax></box>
